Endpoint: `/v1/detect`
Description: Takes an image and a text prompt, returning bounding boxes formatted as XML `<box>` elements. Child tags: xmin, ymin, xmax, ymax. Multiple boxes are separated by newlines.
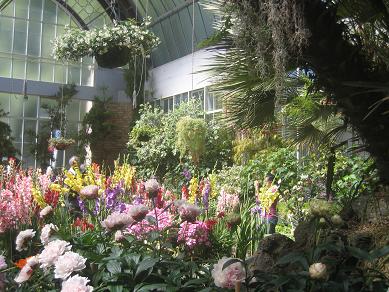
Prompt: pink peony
<box><xmin>39</xmin><ymin>205</ymin><xmax>53</xmax><ymax>218</ymax></box>
<box><xmin>80</xmin><ymin>185</ymin><xmax>99</xmax><ymax>200</ymax></box>
<box><xmin>39</xmin><ymin>239</ymin><xmax>71</xmax><ymax>269</ymax></box>
<box><xmin>54</xmin><ymin>251</ymin><xmax>86</xmax><ymax>279</ymax></box>
<box><xmin>101</xmin><ymin>212</ymin><xmax>134</xmax><ymax>231</ymax></box>
<box><xmin>61</xmin><ymin>275</ymin><xmax>93</xmax><ymax>292</ymax></box>
<box><xmin>212</xmin><ymin>257</ymin><xmax>246</xmax><ymax>288</ymax></box>
<box><xmin>0</xmin><ymin>255</ymin><xmax>6</xmax><ymax>270</ymax></box>
<box><xmin>127</xmin><ymin>204</ymin><xmax>149</xmax><ymax>222</ymax></box>
<box><xmin>177</xmin><ymin>221</ymin><xmax>210</xmax><ymax>249</ymax></box>
<box><xmin>40</xmin><ymin>223</ymin><xmax>58</xmax><ymax>245</ymax></box>
<box><xmin>15</xmin><ymin>229</ymin><xmax>36</xmax><ymax>252</ymax></box>
<box><xmin>127</xmin><ymin>208</ymin><xmax>173</xmax><ymax>238</ymax></box>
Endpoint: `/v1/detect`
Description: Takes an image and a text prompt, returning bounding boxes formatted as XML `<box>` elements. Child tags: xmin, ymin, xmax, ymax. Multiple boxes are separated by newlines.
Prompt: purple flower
<box><xmin>251</xmin><ymin>204</ymin><xmax>262</xmax><ymax>214</ymax></box>
<box><xmin>202</xmin><ymin>180</ymin><xmax>211</xmax><ymax>210</ymax></box>
<box><xmin>105</xmin><ymin>185</ymin><xmax>124</xmax><ymax>210</ymax></box>
<box><xmin>77</xmin><ymin>197</ymin><xmax>87</xmax><ymax>214</ymax></box>
<box><xmin>182</xmin><ymin>169</ymin><xmax>192</xmax><ymax>181</ymax></box>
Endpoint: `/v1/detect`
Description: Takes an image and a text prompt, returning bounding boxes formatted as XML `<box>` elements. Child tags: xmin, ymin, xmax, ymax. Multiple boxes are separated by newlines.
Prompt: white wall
<box><xmin>148</xmin><ymin>49</ymin><xmax>219</xmax><ymax>99</ymax></box>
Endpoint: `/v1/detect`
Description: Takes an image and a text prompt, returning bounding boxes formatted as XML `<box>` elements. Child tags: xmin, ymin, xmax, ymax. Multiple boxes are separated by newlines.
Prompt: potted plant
<box><xmin>52</xmin><ymin>18</ymin><xmax>159</xmax><ymax>68</ymax></box>
<box><xmin>48</xmin><ymin>137</ymin><xmax>75</xmax><ymax>151</ymax></box>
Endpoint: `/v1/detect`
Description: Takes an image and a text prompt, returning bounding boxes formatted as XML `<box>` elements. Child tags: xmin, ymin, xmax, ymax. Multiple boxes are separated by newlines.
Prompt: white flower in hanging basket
<box><xmin>49</xmin><ymin>137</ymin><xmax>76</xmax><ymax>151</ymax></box>
<box><xmin>51</xmin><ymin>18</ymin><xmax>160</xmax><ymax>68</ymax></box>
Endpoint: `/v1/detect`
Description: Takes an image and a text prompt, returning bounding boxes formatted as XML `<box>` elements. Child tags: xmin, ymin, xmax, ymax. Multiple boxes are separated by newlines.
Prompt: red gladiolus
<box><xmin>181</xmin><ymin>185</ymin><xmax>189</xmax><ymax>200</ymax></box>
<box><xmin>73</xmin><ymin>217</ymin><xmax>94</xmax><ymax>231</ymax></box>
<box><xmin>217</xmin><ymin>212</ymin><xmax>225</xmax><ymax>218</ymax></box>
<box><xmin>204</xmin><ymin>219</ymin><xmax>217</xmax><ymax>230</ymax></box>
<box><xmin>44</xmin><ymin>189</ymin><xmax>59</xmax><ymax>208</ymax></box>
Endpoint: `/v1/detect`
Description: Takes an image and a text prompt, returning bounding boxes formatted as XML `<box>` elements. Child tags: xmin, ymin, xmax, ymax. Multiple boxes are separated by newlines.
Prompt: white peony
<box><xmin>211</xmin><ymin>257</ymin><xmax>245</xmax><ymax>289</ymax></box>
<box><xmin>39</xmin><ymin>205</ymin><xmax>53</xmax><ymax>218</ymax></box>
<box><xmin>61</xmin><ymin>275</ymin><xmax>93</xmax><ymax>292</ymax></box>
<box><xmin>39</xmin><ymin>239</ymin><xmax>71</xmax><ymax>269</ymax></box>
<box><xmin>127</xmin><ymin>204</ymin><xmax>148</xmax><ymax>222</ymax></box>
<box><xmin>101</xmin><ymin>212</ymin><xmax>134</xmax><ymax>231</ymax></box>
<box><xmin>309</xmin><ymin>262</ymin><xmax>328</xmax><ymax>280</ymax></box>
<box><xmin>40</xmin><ymin>223</ymin><xmax>59</xmax><ymax>245</ymax></box>
<box><xmin>114</xmin><ymin>230</ymin><xmax>125</xmax><ymax>242</ymax></box>
<box><xmin>54</xmin><ymin>251</ymin><xmax>86</xmax><ymax>279</ymax></box>
<box><xmin>15</xmin><ymin>229</ymin><xmax>36</xmax><ymax>252</ymax></box>
<box><xmin>144</xmin><ymin>178</ymin><xmax>160</xmax><ymax>195</ymax></box>
<box><xmin>14</xmin><ymin>256</ymin><xmax>39</xmax><ymax>283</ymax></box>
<box><xmin>0</xmin><ymin>255</ymin><xmax>7</xmax><ymax>270</ymax></box>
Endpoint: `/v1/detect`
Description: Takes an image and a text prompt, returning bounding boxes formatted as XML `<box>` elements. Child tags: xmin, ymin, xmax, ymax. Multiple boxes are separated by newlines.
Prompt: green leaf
<box><xmin>134</xmin><ymin>283</ymin><xmax>168</xmax><ymax>292</ymax></box>
<box><xmin>135</xmin><ymin>258</ymin><xmax>159</xmax><ymax>277</ymax></box>
<box><xmin>182</xmin><ymin>278</ymin><xmax>208</xmax><ymax>287</ymax></box>
<box><xmin>276</xmin><ymin>252</ymin><xmax>309</xmax><ymax>270</ymax></box>
<box><xmin>108</xmin><ymin>285</ymin><xmax>124</xmax><ymax>292</ymax></box>
<box><xmin>107</xmin><ymin>260</ymin><xmax>122</xmax><ymax>275</ymax></box>
<box><xmin>347</xmin><ymin>246</ymin><xmax>372</xmax><ymax>261</ymax></box>
<box><xmin>222</xmin><ymin>258</ymin><xmax>244</xmax><ymax>271</ymax></box>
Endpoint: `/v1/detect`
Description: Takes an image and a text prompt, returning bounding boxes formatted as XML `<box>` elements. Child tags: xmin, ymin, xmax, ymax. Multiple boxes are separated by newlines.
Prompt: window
<box><xmin>0</xmin><ymin>0</ymin><xmax>99</xmax><ymax>86</ymax></box>
<box><xmin>0</xmin><ymin>93</ymin><xmax>91</xmax><ymax>168</ymax></box>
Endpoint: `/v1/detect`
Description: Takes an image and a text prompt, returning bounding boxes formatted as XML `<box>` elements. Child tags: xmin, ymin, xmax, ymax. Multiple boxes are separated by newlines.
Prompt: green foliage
<box><xmin>128</xmin><ymin>101</ymin><xmax>233</xmax><ymax>183</ymax></box>
<box><xmin>176</xmin><ymin>117</ymin><xmax>207</xmax><ymax>164</ymax></box>
<box><xmin>78</xmin><ymin>93</ymin><xmax>114</xmax><ymax>156</ymax></box>
<box><xmin>0</xmin><ymin>107</ymin><xmax>17</xmax><ymax>159</ymax></box>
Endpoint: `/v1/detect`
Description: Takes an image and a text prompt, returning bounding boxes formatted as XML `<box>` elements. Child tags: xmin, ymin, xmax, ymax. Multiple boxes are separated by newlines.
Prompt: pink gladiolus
<box><xmin>177</xmin><ymin>221</ymin><xmax>210</xmax><ymax>249</ymax></box>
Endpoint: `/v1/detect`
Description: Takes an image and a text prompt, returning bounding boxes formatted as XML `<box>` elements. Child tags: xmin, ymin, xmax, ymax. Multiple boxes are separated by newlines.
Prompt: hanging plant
<box><xmin>48</xmin><ymin>137</ymin><xmax>76</xmax><ymax>151</ymax></box>
<box><xmin>52</xmin><ymin>18</ymin><xmax>160</xmax><ymax>68</ymax></box>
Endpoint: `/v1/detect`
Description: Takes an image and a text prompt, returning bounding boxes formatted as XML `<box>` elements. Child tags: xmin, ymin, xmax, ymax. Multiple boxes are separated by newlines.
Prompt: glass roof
<box><xmin>131</xmin><ymin>0</ymin><xmax>215</xmax><ymax>67</ymax></box>
<box><xmin>0</xmin><ymin>0</ymin><xmax>215</xmax><ymax>67</ymax></box>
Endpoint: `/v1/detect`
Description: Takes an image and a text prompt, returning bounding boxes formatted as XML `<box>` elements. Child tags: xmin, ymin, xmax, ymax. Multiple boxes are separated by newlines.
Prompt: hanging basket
<box><xmin>49</xmin><ymin>137</ymin><xmax>75</xmax><ymax>151</ymax></box>
<box><xmin>95</xmin><ymin>46</ymin><xmax>131</xmax><ymax>69</ymax></box>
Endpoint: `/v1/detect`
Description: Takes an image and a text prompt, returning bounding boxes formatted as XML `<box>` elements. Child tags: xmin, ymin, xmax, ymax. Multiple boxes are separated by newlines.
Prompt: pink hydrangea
<box><xmin>177</xmin><ymin>221</ymin><xmax>210</xmax><ymax>249</ymax></box>
<box><xmin>127</xmin><ymin>208</ymin><xmax>173</xmax><ymax>238</ymax></box>
<box><xmin>216</xmin><ymin>189</ymin><xmax>240</xmax><ymax>214</ymax></box>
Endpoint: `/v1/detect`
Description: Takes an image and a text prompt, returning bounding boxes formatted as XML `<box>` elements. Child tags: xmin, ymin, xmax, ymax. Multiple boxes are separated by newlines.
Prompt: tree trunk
<box><xmin>301</xmin><ymin>0</ymin><xmax>389</xmax><ymax>184</ymax></box>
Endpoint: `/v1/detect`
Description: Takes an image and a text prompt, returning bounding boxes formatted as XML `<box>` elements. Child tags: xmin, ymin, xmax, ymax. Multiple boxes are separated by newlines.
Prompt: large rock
<box><xmin>247</xmin><ymin>234</ymin><xmax>295</xmax><ymax>273</ymax></box>
<box><xmin>351</xmin><ymin>188</ymin><xmax>389</xmax><ymax>223</ymax></box>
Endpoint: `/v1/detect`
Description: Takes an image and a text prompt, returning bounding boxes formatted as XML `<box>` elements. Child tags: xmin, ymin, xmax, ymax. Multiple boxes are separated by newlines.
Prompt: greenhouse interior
<box><xmin>0</xmin><ymin>0</ymin><xmax>388</xmax><ymax>291</ymax></box>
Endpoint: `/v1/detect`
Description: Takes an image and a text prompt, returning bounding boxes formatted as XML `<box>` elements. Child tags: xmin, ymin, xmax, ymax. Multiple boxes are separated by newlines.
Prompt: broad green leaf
<box><xmin>107</xmin><ymin>260</ymin><xmax>122</xmax><ymax>275</ymax></box>
<box><xmin>135</xmin><ymin>258</ymin><xmax>159</xmax><ymax>277</ymax></box>
<box><xmin>222</xmin><ymin>258</ymin><xmax>244</xmax><ymax>271</ymax></box>
<box><xmin>134</xmin><ymin>283</ymin><xmax>168</xmax><ymax>292</ymax></box>
<box><xmin>369</xmin><ymin>246</ymin><xmax>389</xmax><ymax>259</ymax></box>
<box><xmin>276</xmin><ymin>252</ymin><xmax>309</xmax><ymax>269</ymax></box>
<box><xmin>108</xmin><ymin>285</ymin><xmax>124</xmax><ymax>292</ymax></box>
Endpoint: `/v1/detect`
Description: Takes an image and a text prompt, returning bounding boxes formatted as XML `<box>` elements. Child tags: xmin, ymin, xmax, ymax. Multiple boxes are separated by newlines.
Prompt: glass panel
<box><xmin>81</xmin><ymin>66</ymin><xmax>93</xmax><ymax>86</ymax></box>
<box><xmin>27</xmin><ymin>21</ymin><xmax>41</xmax><ymax>56</ymax></box>
<box><xmin>54</xmin><ymin>64</ymin><xmax>66</xmax><ymax>83</ymax></box>
<box><xmin>30</xmin><ymin>0</ymin><xmax>43</xmax><ymax>21</ymax></box>
<box><xmin>39</xmin><ymin>97</ymin><xmax>56</xmax><ymax>118</ymax></box>
<box><xmin>22</xmin><ymin>152</ymin><xmax>35</xmax><ymax>168</ymax></box>
<box><xmin>27</xmin><ymin>59</ymin><xmax>40</xmax><ymax>81</ymax></box>
<box><xmin>0</xmin><ymin>17</ymin><xmax>13</xmax><ymax>53</ymax></box>
<box><xmin>24</xmin><ymin>95</ymin><xmax>38</xmax><ymax>117</ymax></box>
<box><xmin>0</xmin><ymin>57</ymin><xmax>11</xmax><ymax>78</ymax></box>
<box><xmin>182</xmin><ymin>92</ymin><xmax>188</xmax><ymax>103</ymax></box>
<box><xmin>40</xmin><ymin>62</ymin><xmax>54</xmax><ymax>82</ymax></box>
<box><xmin>163</xmin><ymin>99</ymin><xmax>168</xmax><ymax>113</ymax></box>
<box><xmin>12</xmin><ymin>58</ymin><xmax>26</xmax><ymax>79</ymax></box>
<box><xmin>68</xmin><ymin>66</ymin><xmax>80</xmax><ymax>85</ymax></box>
<box><xmin>9</xmin><ymin>118</ymin><xmax>23</xmax><ymax>142</ymax></box>
<box><xmin>14</xmin><ymin>142</ymin><xmax>22</xmax><ymax>158</ymax></box>
<box><xmin>57</xmin><ymin>7</ymin><xmax>70</xmax><ymax>25</ymax></box>
<box><xmin>23</xmin><ymin>120</ymin><xmax>37</xmax><ymax>142</ymax></box>
<box><xmin>205</xmin><ymin>92</ymin><xmax>214</xmax><ymax>112</ymax></box>
<box><xmin>54</xmin><ymin>150</ymin><xmax>64</xmax><ymax>168</ymax></box>
<box><xmin>0</xmin><ymin>93</ymin><xmax>10</xmax><ymax>112</ymax></box>
<box><xmin>15</xmin><ymin>0</ymin><xmax>29</xmax><ymax>19</ymax></box>
<box><xmin>41</xmin><ymin>23</ymin><xmax>55</xmax><ymax>58</ymax></box>
<box><xmin>9</xmin><ymin>95</ymin><xmax>23</xmax><ymax>117</ymax></box>
<box><xmin>37</xmin><ymin>119</ymin><xmax>51</xmax><ymax>136</ymax></box>
<box><xmin>43</xmin><ymin>0</ymin><xmax>57</xmax><ymax>23</ymax></box>
<box><xmin>0</xmin><ymin>2</ymin><xmax>14</xmax><ymax>16</ymax></box>
<box><xmin>66</xmin><ymin>100</ymin><xmax>79</xmax><ymax>121</ymax></box>
<box><xmin>168</xmin><ymin>97</ymin><xmax>173</xmax><ymax>111</ymax></box>
<box><xmin>174</xmin><ymin>94</ymin><xmax>181</xmax><ymax>107</ymax></box>
<box><xmin>13</xmin><ymin>19</ymin><xmax>27</xmax><ymax>54</ymax></box>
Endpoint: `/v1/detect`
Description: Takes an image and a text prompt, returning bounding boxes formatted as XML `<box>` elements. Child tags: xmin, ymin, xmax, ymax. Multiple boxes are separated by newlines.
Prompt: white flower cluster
<box><xmin>13</xmin><ymin>228</ymin><xmax>93</xmax><ymax>291</ymax></box>
<box><xmin>52</xmin><ymin>18</ymin><xmax>160</xmax><ymax>61</ymax></box>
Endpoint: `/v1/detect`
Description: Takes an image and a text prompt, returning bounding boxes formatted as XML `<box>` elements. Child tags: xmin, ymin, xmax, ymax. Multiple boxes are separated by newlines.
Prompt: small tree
<box><xmin>176</xmin><ymin>117</ymin><xmax>207</xmax><ymax>165</ymax></box>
